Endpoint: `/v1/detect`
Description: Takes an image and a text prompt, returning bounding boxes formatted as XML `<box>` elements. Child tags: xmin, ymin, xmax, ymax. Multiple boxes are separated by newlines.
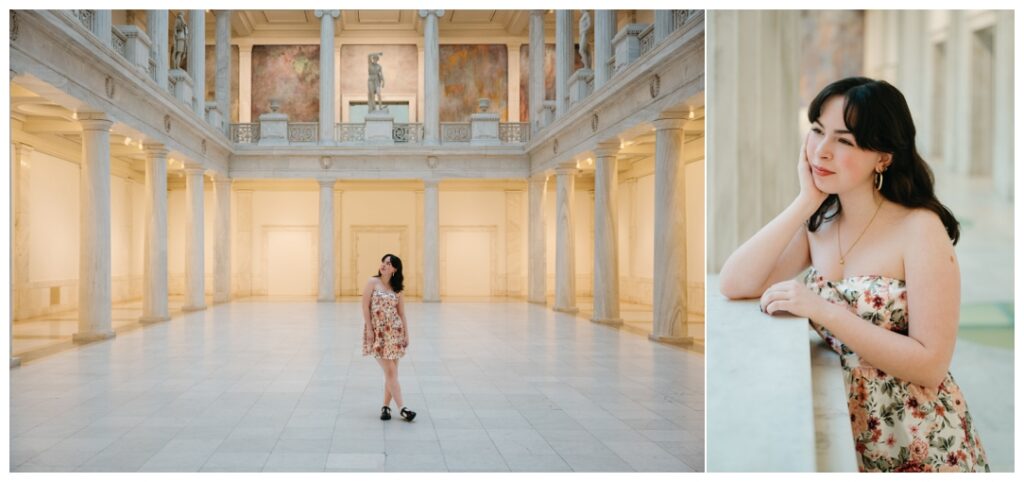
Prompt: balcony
<box><xmin>230</xmin><ymin>120</ymin><xmax>529</xmax><ymax>146</ymax></box>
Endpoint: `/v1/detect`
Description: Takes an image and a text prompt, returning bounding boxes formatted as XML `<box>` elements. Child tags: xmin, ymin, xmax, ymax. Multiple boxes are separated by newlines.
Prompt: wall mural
<box><xmin>205</xmin><ymin>45</ymin><xmax>240</xmax><ymax>123</ymax></box>
<box><xmin>440</xmin><ymin>44</ymin><xmax>508</xmax><ymax>122</ymax></box>
<box><xmin>251</xmin><ymin>45</ymin><xmax>320</xmax><ymax>121</ymax></box>
<box><xmin>799</xmin><ymin>11</ymin><xmax>864</xmax><ymax>107</ymax></box>
<box><xmin>518</xmin><ymin>44</ymin><xmax>584</xmax><ymax>122</ymax></box>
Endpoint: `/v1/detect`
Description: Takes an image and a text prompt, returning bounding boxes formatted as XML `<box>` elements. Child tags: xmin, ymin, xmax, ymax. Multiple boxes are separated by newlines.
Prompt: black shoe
<box><xmin>400</xmin><ymin>407</ymin><xmax>416</xmax><ymax>422</ymax></box>
<box><xmin>380</xmin><ymin>406</ymin><xmax>391</xmax><ymax>420</ymax></box>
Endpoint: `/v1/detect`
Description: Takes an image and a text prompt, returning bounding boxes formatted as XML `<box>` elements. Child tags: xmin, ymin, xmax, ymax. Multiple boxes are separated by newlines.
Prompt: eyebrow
<box><xmin>812</xmin><ymin>121</ymin><xmax>853</xmax><ymax>135</ymax></box>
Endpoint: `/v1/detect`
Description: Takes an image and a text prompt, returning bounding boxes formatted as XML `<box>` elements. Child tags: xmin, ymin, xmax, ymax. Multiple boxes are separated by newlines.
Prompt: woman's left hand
<box><xmin>759</xmin><ymin>280</ymin><xmax>830</xmax><ymax>320</ymax></box>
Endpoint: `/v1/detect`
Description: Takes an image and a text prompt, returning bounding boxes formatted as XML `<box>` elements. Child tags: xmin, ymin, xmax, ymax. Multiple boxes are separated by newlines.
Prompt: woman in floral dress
<box><xmin>719</xmin><ymin>77</ymin><xmax>988</xmax><ymax>472</ymax></box>
<box><xmin>362</xmin><ymin>254</ymin><xmax>416</xmax><ymax>422</ymax></box>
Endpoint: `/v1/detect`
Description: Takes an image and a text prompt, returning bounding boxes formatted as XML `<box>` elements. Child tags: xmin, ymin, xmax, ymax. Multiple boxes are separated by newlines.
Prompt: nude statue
<box><xmin>172</xmin><ymin>12</ymin><xmax>189</xmax><ymax>70</ymax></box>
<box><xmin>367</xmin><ymin>53</ymin><xmax>385</xmax><ymax>112</ymax></box>
<box><xmin>578</xmin><ymin>11</ymin><xmax>591</xmax><ymax>70</ymax></box>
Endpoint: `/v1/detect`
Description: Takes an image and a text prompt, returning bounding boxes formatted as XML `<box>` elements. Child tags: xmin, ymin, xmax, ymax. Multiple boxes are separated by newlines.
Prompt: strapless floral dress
<box><xmin>362</xmin><ymin>287</ymin><xmax>406</xmax><ymax>360</ymax></box>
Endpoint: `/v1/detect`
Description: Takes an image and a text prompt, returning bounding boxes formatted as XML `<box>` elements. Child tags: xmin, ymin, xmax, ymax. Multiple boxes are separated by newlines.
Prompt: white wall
<box><xmin>339</xmin><ymin>190</ymin><xmax>418</xmax><ymax>296</ymax></box>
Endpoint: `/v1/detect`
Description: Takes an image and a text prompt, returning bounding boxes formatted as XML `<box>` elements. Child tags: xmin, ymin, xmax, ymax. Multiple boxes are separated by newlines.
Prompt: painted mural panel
<box><xmin>799</xmin><ymin>11</ymin><xmax>864</xmax><ymax>107</ymax></box>
<box><xmin>440</xmin><ymin>45</ymin><xmax>508</xmax><ymax>122</ymax></box>
<box><xmin>251</xmin><ymin>45</ymin><xmax>320</xmax><ymax>121</ymax></box>
<box><xmin>518</xmin><ymin>44</ymin><xmax>583</xmax><ymax>122</ymax></box>
<box><xmin>205</xmin><ymin>45</ymin><xmax>240</xmax><ymax>123</ymax></box>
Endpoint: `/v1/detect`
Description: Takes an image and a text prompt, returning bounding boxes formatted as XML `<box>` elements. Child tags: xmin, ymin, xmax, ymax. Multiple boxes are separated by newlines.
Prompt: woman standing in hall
<box><xmin>362</xmin><ymin>253</ymin><xmax>416</xmax><ymax>422</ymax></box>
<box><xmin>719</xmin><ymin>77</ymin><xmax>988</xmax><ymax>472</ymax></box>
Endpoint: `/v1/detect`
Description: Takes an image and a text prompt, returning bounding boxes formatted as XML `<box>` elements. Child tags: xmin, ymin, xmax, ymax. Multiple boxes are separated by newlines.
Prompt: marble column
<box><xmin>594</xmin><ymin>10</ymin><xmax>616</xmax><ymax>89</ymax></box>
<box><xmin>214</xmin><ymin>10</ymin><xmax>231</xmax><ymax>135</ymax></box>
<box><xmin>239</xmin><ymin>44</ymin><xmax>253</xmax><ymax>123</ymax></box>
<box><xmin>147</xmin><ymin>10</ymin><xmax>169</xmax><ymax>90</ymax></box>
<box><xmin>993</xmin><ymin>12</ymin><xmax>1014</xmax><ymax>201</ymax></box>
<box><xmin>529</xmin><ymin>10</ymin><xmax>545</xmax><ymax>133</ymax></box>
<box><xmin>527</xmin><ymin>174</ymin><xmax>548</xmax><ymax>304</ymax></box>
<box><xmin>423</xmin><ymin>180</ymin><xmax>440</xmax><ymax>302</ymax></box>
<box><xmin>140</xmin><ymin>143</ymin><xmax>170</xmax><ymax>324</ymax></box>
<box><xmin>213</xmin><ymin>176</ymin><xmax>231</xmax><ymax>304</ymax></box>
<box><xmin>74</xmin><ymin>113</ymin><xmax>115</xmax><ymax>344</ymax></box>
<box><xmin>183</xmin><ymin>164</ymin><xmax>206</xmax><ymax>311</ymax></box>
<box><xmin>420</xmin><ymin>10</ymin><xmax>443</xmax><ymax>145</ymax></box>
<box><xmin>654</xmin><ymin>10</ymin><xmax>673</xmax><ymax>43</ymax></box>
<box><xmin>650</xmin><ymin>117</ymin><xmax>689</xmax><ymax>343</ymax></box>
<box><xmin>507</xmin><ymin>41</ymin><xmax>522</xmax><ymax>122</ymax></box>
<box><xmin>94</xmin><ymin>10</ymin><xmax>112</xmax><ymax>46</ymax></box>
<box><xmin>317</xmin><ymin>179</ymin><xmax>336</xmax><ymax>301</ymax></box>
<box><xmin>188</xmin><ymin>10</ymin><xmax>206</xmax><ymax>118</ymax></box>
<box><xmin>315</xmin><ymin>10</ymin><xmax>340</xmax><ymax>143</ymax></box>
<box><xmin>944</xmin><ymin>11</ymin><xmax>970</xmax><ymax>174</ymax></box>
<box><xmin>235</xmin><ymin>189</ymin><xmax>253</xmax><ymax>296</ymax></box>
<box><xmin>555</xmin><ymin>10</ymin><xmax>572</xmax><ymax>118</ymax></box>
<box><xmin>12</xmin><ymin>143</ymin><xmax>32</xmax><ymax>322</ymax></box>
<box><xmin>552</xmin><ymin>165</ymin><xmax>578</xmax><ymax>313</ymax></box>
<box><xmin>592</xmin><ymin>142</ymin><xmax>621</xmax><ymax>326</ymax></box>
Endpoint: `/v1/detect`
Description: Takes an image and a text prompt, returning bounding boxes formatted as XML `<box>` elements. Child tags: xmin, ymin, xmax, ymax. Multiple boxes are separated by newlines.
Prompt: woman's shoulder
<box><xmin>896</xmin><ymin>207</ymin><xmax>946</xmax><ymax>238</ymax></box>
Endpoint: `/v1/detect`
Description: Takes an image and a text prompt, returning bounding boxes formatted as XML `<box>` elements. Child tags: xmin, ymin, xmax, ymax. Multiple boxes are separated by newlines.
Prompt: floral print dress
<box><xmin>803</xmin><ymin>267</ymin><xmax>989</xmax><ymax>472</ymax></box>
<box><xmin>362</xmin><ymin>286</ymin><xmax>406</xmax><ymax>360</ymax></box>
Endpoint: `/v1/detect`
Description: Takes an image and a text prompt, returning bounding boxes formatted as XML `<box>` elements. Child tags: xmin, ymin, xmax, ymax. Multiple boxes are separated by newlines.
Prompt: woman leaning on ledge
<box><xmin>719</xmin><ymin>77</ymin><xmax>989</xmax><ymax>472</ymax></box>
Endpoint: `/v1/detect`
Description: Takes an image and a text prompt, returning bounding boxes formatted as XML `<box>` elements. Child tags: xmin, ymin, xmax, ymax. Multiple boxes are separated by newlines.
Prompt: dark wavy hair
<box><xmin>806</xmin><ymin>77</ymin><xmax>960</xmax><ymax>245</ymax></box>
<box><xmin>375</xmin><ymin>253</ymin><xmax>404</xmax><ymax>293</ymax></box>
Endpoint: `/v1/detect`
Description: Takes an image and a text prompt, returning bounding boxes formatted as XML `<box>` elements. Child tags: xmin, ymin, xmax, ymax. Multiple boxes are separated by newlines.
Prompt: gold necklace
<box><xmin>837</xmin><ymin>198</ymin><xmax>884</xmax><ymax>265</ymax></box>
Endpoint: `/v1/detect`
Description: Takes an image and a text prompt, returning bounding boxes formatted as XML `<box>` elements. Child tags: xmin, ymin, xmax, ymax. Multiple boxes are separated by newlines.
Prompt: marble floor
<box><xmin>9</xmin><ymin>299</ymin><xmax>704</xmax><ymax>472</ymax></box>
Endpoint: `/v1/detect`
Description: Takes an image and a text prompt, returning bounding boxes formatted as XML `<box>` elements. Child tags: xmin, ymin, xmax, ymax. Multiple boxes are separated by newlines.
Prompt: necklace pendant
<box><xmin>839</xmin><ymin>259</ymin><xmax>845</xmax><ymax>265</ymax></box>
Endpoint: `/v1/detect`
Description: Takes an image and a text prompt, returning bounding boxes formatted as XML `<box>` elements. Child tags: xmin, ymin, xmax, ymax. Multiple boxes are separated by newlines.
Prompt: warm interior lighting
<box><xmin>586</xmin><ymin>158</ymin><xmax>593</xmax><ymax>166</ymax></box>
<box><xmin>123</xmin><ymin>137</ymin><xmax>132</xmax><ymax>146</ymax></box>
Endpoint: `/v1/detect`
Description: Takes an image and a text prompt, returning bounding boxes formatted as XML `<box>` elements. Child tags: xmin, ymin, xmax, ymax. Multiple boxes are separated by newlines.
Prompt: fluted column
<box><xmin>140</xmin><ymin>143</ymin><xmax>170</xmax><ymax>324</ymax></box>
<box><xmin>213</xmin><ymin>176</ymin><xmax>231</xmax><ymax>304</ymax></box>
<box><xmin>94</xmin><ymin>10</ymin><xmax>112</xmax><ymax>46</ymax></box>
<box><xmin>317</xmin><ymin>179</ymin><xmax>336</xmax><ymax>301</ymax></box>
<box><xmin>555</xmin><ymin>10</ymin><xmax>572</xmax><ymax>117</ymax></box>
<box><xmin>183</xmin><ymin>164</ymin><xmax>206</xmax><ymax>311</ymax></box>
<box><xmin>944</xmin><ymin>11</ymin><xmax>970</xmax><ymax>174</ymax></box>
<box><xmin>993</xmin><ymin>12</ymin><xmax>1014</xmax><ymax>201</ymax></box>
<box><xmin>215</xmin><ymin>10</ymin><xmax>231</xmax><ymax>135</ymax></box>
<box><xmin>12</xmin><ymin>143</ymin><xmax>32</xmax><ymax>322</ymax></box>
<box><xmin>654</xmin><ymin>10</ymin><xmax>673</xmax><ymax>43</ymax></box>
<box><xmin>527</xmin><ymin>174</ymin><xmax>548</xmax><ymax>304</ymax></box>
<box><xmin>74</xmin><ymin>113</ymin><xmax>115</xmax><ymax>344</ymax></box>
<box><xmin>651</xmin><ymin>117</ymin><xmax>689</xmax><ymax>343</ymax></box>
<box><xmin>147</xmin><ymin>10</ymin><xmax>169</xmax><ymax>90</ymax></box>
<box><xmin>423</xmin><ymin>180</ymin><xmax>440</xmax><ymax>302</ymax></box>
<box><xmin>594</xmin><ymin>10</ymin><xmax>616</xmax><ymax>88</ymax></box>
<box><xmin>188</xmin><ymin>10</ymin><xmax>206</xmax><ymax>118</ymax></box>
<box><xmin>420</xmin><ymin>10</ymin><xmax>444</xmax><ymax>145</ymax></box>
<box><xmin>592</xmin><ymin>142</ymin><xmax>621</xmax><ymax>326</ymax></box>
<box><xmin>239</xmin><ymin>44</ymin><xmax>253</xmax><ymax>123</ymax></box>
<box><xmin>529</xmin><ymin>10</ymin><xmax>545</xmax><ymax>132</ymax></box>
<box><xmin>315</xmin><ymin>10</ymin><xmax>340</xmax><ymax>143</ymax></box>
<box><xmin>552</xmin><ymin>165</ymin><xmax>578</xmax><ymax>313</ymax></box>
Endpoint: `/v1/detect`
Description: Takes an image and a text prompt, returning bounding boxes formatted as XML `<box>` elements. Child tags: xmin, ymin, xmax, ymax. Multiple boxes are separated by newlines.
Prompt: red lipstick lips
<box><xmin>811</xmin><ymin>165</ymin><xmax>835</xmax><ymax>176</ymax></box>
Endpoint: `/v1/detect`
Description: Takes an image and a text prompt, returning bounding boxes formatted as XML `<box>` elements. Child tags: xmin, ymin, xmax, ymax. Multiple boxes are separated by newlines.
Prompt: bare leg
<box><xmin>376</xmin><ymin>358</ymin><xmax>404</xmax><ymax>408</ymax></box>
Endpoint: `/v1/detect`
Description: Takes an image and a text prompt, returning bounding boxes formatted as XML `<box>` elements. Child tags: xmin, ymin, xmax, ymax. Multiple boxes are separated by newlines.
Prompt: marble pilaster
<box><xmin>13</xmin><ymin>143</ymin><xmax>32</xmax><ymax>322</ymax></box>
<box><xmin>419</xmin><ymin>10</ymin><xmax>443</xmax><ymax>145</ymax></box>
<box><xmin>527</xmin><ymin>174</ymin><xmax>548</xmax><ymax>304</ymax></box>
<box><xmin>529</xmin><ymin>10</ymin><xmax>545</xmax><ymax>133</ymax></box>
<box><xmin>650</xmin><ymin>117</ymin><xmax>689</xmax><ymax>343</ymax></box>
<box><xmin>183</xmin><ymin>164</ymin><xmax>206</xmax><ymax>311</ymax></box>
<box><xmin>654</xmin><ymin>10</ymin><xmax>673</xmax><ymax>43</ymax></box>
<box><xmin>215</xmin><ymin>10</ymin><xmax>231</xmax><ymax>135</ymax></box>
<box><xmin>147</xmin><ymin>10</ymin><xmax>169</xmax><ymax>90</ymax></box>
<box><xmin>74</xmin><ymin>113</ymin><xmax>115</xmax><ymax>344</ymax></box>
<box><xmin>235</xmin><ymin>189</ymin><xmax>253</xmax><ymax>296</ymax></box>
<box><xmin>594</xmin><ymin>10</ymin><xmax>616</xmax><ymax>89</ymax></box>
<box><xmin>422</xmin><ymin>180</ymin><xmax>440</xmax><ymax>302</ymax></box>
<box><xmin>315</xmin><ymin>10</ymin><xmax>340</xmax><ymax>143</ymax></box>
<box><xmin>592</xmin><ymin>142</ymin><xmax>621</xmax><ymax>326</ymax></box>
<box><xmin>945</xmin><ymin>11</ymin><xmax>970</xmax><ymax>174</ymax></box>
<box><xmin>553</xmin><ymin>165</ymin><xmax>578</xmax><ymax>313</ymax></box>
<box><xmin>140</xmin><ymin>144</ymin><xmax>170</xmax><ymax>324</ymax></box>
<box><xmin>188</xmin><ymin>10</ymin><xmax>206</xmax><ymax>118</ymax></box>
<box><xmin>213</xmin><ymin>177</ymin><xmax>231</xmax><ymax>304</ymax></box>
<box><xmin>555</xmin><ymin>10</ymin><xmax>572</xmax><ymax>118</ymax></box>
<box><xmin>239</xmin><ymin>44</ymin><xmax>253</xmax><ymax>123</ymax></box>
<box><xmin>317</xmin><ymin>179</ymin><xmax>335</xmax><ymax>301</ymax></box>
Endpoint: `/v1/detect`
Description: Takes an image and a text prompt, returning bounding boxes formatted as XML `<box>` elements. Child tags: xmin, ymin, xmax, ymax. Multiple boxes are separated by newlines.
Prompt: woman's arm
<box><xmin>763</xmin><ymin>211</ymin><xmax>959</xmax><ymax>389</ymax></box>
<box><xmin>397</xmin><ymin>292</ymin><xmax>409</xmax><ymax>346</ymax></box>
<box><xmin>361</xmin><ymin>279</ymin><xmax>375</xmax><ymax>331</ymax></box>
<box><xmin>719</xmin><ymin>133</ymin><xmax>825</xmax><ymax>299</ymax></box>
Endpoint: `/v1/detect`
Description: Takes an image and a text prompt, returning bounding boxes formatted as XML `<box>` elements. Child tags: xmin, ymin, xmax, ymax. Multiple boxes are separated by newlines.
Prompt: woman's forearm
<box><xmin>720</xmin><ymin>197</ymin><xmax>819</xmax><ymax>298</ymax></box>
<box><xmin>814</xmin><ymin>303</ymin><xmax>949</xmax><ymax>389</ymax></box>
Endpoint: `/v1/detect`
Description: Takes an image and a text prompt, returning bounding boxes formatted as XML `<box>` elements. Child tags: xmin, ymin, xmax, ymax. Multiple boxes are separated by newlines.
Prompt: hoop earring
<box><xmin>875</xmin><ymin>171</ymin><xmax>884</xmax><ymax>191</ymax></box>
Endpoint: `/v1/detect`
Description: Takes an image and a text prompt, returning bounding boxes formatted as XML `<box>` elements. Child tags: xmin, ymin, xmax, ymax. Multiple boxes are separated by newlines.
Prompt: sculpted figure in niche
<box><xmin>578</xmin><ymin>11</ymin><xmax>591</xmax><ymax>70</ymax></box>
<box><xmin>368</xmin><ymin>53</ymin><xmax>386</xmax><ymax>112</ymax></box>
<box><xmin>172</xmin><ymin>12</ymin><xmax>189</xmax><ymax>70</ymax></box>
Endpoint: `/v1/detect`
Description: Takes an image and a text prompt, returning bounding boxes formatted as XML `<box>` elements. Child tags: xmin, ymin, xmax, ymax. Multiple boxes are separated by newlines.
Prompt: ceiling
<box><xmin>220</xmin><ymin>10</ymin><xmax>536</xmax><ymax>39</ymax></box>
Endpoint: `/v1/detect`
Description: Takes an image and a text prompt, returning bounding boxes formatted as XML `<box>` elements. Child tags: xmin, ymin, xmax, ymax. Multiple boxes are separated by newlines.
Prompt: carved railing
<box><xmin>441</xmin><ymin>122</ymin><xmax>471</xmax><ymax>143</ymax></box>
<box><xmin>72</xmin><ymin>10</ymin><xmax>95</xmax><ymax>32</ymax></box>
<box><xmin>392</xmin><ymin>123</ymin><xmax>423</xmax><ymax>143</ymax></box>
<box><xmin>287</xmin><ymin>122</ymin><xmax>318</xmax><ymax>143</ymax></box>
<box><xmin>498</xmin><ymin>123</ymin><xmax>531</xmax><ymax>144</ymax></box>
<box><xmin>111</xmin><ymin>26</ymin><xmax>127</xmax><ymax>59</ymax></box>
<box><xmin>167</xmin><ymin>73</ymin><xmax>176</xmax><ymax>95</ymax></box>
<box><xmin>673</xmin><ymin>10</ymin><xmax>697</xmax><ymax>31</ymax></box>
<box><xmin>639</xmin><ymin>25</ymin><xmax>655</xmax><ymax>57</ymax></box>
<box><xmin>230</xmin><ymin>123</ymin><xmax>260</xmax><ymax>144</ymax></box>
<box><xmin>337</xmin><ymin>123</ymin><xmax>365</xmax><ymax>143</ymax></box>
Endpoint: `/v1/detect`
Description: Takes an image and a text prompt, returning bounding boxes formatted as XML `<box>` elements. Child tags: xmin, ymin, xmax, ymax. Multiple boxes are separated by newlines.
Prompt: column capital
<box><xmin>314</xmin><ymin>9</ymin><xmax>340</xmax><ymax>19</ymax></box>
<box><xmin>652</xmin><ymin>116</ymin><xmax>688</xmax><ymax>131</ymax></box>
<box><xmin>14</xmin><ymin>142</ymin><xmax>34</xmax><ymax>156</ymax></box>
<box><xmin>213</xmin><ymin>175</ymin><xmax>232</xmax><ymax>184</ymax></box>
<box><xmin>554</xmin><ymin>163</ymin><xmax>579</xmax><ymax>176</ymax></box>
<box><xmin>530</xmin><ymin>172</ymin><xmax>550</xmax><ymax>183</ymax></box>
<box><xmin>76</xmin><ymin>112</ymin><xmax>113</xmax><ymax>131</ymax></box>
<box><xmin>238</xmin><ymin>43</ymin><xmax>253</xmax><ymax>55</ymax></box>
<box><xmin>418</xmin><ymin>10</ymin><xmax>445</xmax><ymax>19</ymax></box>
<box><xmin>530</xmin><ymin>10</ymin><xmax>546</xmax><ymax>18</ymax></box>
<box><xmin>142</xmin><ymin>142</ymin><xmax>168</xmax><ymax>157</ymax></box>
<box><xmin>183</xmin><ymin>162</ymin><xmax>205</xmax><ymax>174</ymax></box>
<box><xmin>423</xmin><ymin>179</ymin><xmax>440</xmax><ymax>189</ymax></box>
<box><xmin>593</xmin><ymin>140</ymin><xmax>620</xmax><ymax>158</ymax></box>
<box><xmin>317</xmin><ymin>178</ymin><xmax>336</xmax><ymax>188</ymax></box>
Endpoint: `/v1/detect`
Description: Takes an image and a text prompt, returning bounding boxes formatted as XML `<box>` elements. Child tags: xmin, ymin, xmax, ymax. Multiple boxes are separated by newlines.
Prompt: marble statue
<box><xmin>578</xmin><ymin>11</ymin><xmax>591</xmax><ymax>70</ymax></box>
<box><xmin>367</xmin><ymin>53</ymin><xmax>385</xmax><ymax>112</ymax></box>
<box><xmin>172</xmin><ymin>12</ymin><xmax>188</xmax><ymax>70</ymax></box>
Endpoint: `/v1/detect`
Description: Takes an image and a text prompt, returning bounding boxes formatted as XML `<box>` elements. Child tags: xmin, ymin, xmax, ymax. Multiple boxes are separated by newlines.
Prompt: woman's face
<box><xmin>379</xmin><ymin>256</ymin><xmax>396</xmax><ymax>277</ymax></box>
<box><xmin>806</xmin><ymin>95</ymin><xmax>887</xmax><ymax>195</ymax></box>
